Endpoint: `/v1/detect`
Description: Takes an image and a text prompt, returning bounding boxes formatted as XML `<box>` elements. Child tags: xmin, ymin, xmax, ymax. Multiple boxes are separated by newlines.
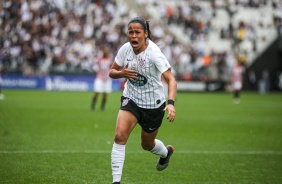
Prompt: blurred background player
<box><xmin>0</xmin><ymin>62</ymin><xmax>5</xmax><ymax>100</ymax></box>
<box><xmin>91</xmin><ymin>48</ymin><xmax>113</xmax><ymax>111</ymax></box>
<box><xmin>231</xmin><ymin>60</ymin><xmax>245</xmax><ymax>104</ymax></box>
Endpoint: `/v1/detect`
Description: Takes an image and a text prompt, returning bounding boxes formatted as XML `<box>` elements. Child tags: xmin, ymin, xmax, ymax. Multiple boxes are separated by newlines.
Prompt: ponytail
<box><xmin>146</xmin><ymin>21</ymin><xmax>151</xmax><ymax>40</ymax></box>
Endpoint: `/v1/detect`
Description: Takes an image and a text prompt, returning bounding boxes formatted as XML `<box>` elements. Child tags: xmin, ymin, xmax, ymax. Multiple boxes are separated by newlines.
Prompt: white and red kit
<box><xmin>231</xmin><ymin>64</ymin><xmax>245</xmax><ymax>90</ymax></box>
<box><xmin>93</xmin><ymin>56</ymin><xmax>113</xmax><ymax>93</ymax></box>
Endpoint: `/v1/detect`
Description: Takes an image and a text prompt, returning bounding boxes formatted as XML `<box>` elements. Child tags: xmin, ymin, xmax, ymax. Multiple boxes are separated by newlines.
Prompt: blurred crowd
<box><xmin>1</xmin><ymin>0</ymin><xmax>282</xmax><ymax>84</ymax></box>
<box><xmin>0</xmin><ymin>0</ymin><xmax>127</xmax><ymax>76</ymax></box>
<box><xmin>143</xmin><ymin>0</ymin><xmax>282</xmax><ymax>82</ymax></box>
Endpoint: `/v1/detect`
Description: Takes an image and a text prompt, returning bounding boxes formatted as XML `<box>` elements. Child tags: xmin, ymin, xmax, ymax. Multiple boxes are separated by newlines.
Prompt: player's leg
<box><xmin>233</xmin><ymin>82</ymin><xmax>242</xmax><ymax>104</ymax></box>
<box><xmin>111</xmin><ymin>110</ymin><xmax>138</xmax><ymax>183</ymax></box>
<box><xmin>140</xmin><ymin>103</ymin><xmax>174</xmax><ymax>171</ymax></box>
<box><xmin>101</xmin><ymin>93</ymin><xmax>107</xmax><ymax>111</ymax></box>
<box><xmin>0</xmin><ymin>77</ymin><xmax>4</xmax><ymax>100</ymax></box>
<box><xmin>101</xmin><ymin>93</ymin><xmax>107</xmax><ymax>110</ymax></box>
<box><xmin>91</xmin><ymin>92</ymin><xmax>99</xmax><ymax>110</ymax></box>
<box><xmin>234</xmin><ymin>83</ymin><xmax>240</xmax><ymax>99</ymax></box>
<box><xmin>141</xmin><ymin>130</ymin><xmax>174</xmax><ymax>171</ymax></box>
<box><xmin>141</xmin><ymin>130</ymin><xmax>167</xmax><ymax>154</ymax></box>
<box><xmin>91</xmin><ymin>79</ymin><xmax>103</xmax><ymax>110</ymax></box>
<box><xmin>101</xmin><ymin>79</ymin><xmax>112</xmax><ymax>111</ymax></box>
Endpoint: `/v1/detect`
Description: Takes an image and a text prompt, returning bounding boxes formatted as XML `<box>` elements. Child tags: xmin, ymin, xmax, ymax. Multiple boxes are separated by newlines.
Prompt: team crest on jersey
<box><xmin>122</xmin><ymin>98</ymin><xmax>130</xmax><ymax>106</ymax></box>
<box><xmin>138</xmin><ymin>58</ymin><xmax>146</xmax><ymax>68</ymax></box>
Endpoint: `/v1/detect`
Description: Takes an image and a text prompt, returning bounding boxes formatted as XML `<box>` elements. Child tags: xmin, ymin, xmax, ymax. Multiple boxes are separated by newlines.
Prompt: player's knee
<box><xmin>141</xmin><ymin>141</ymin><xmax>154</xmax><ymax>151</ymax></box>
<box><xmin>114</xmin><ymin>132</ymin><xmax>127</xmax><ymax>145</ymax></box>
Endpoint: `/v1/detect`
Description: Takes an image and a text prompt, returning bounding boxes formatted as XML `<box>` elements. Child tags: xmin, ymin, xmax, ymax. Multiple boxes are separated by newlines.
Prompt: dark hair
<box><xmin>128</xmin><ymin>17</ymin><xmax>151</xmax><ymax>40</ymax></box>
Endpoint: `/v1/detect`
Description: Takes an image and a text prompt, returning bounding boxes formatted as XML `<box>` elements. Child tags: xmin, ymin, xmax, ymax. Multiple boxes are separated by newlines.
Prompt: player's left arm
<box><xmin>162</xmin><ymin>69</ymin><xmax>177</xmax><ymax>122</ymax></box>
<box><xmin>92</xmin><ymin>58</ymin><xmax>99</xmax><ymax>72</ymax></box>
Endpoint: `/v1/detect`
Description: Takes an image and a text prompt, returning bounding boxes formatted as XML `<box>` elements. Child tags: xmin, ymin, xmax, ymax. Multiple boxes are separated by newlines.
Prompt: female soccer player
<box><xmin>109</xmin><ymin>17</ymin><xmax>177</xmax><ymax>184</ymax></box>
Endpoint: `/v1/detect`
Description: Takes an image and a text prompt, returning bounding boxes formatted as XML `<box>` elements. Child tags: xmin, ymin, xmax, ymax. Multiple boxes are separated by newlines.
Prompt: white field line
<box><xmin>0</xmin><ymin>150</ymin><xmax>282</xmax><ymax>155</ymax></box>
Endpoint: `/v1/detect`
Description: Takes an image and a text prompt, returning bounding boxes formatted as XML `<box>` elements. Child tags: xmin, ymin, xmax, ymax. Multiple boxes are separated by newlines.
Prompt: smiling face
<box><xmin>127</xmin><ymin>22</ymin><xmax>148</xmax><ymax>55</ymax></box>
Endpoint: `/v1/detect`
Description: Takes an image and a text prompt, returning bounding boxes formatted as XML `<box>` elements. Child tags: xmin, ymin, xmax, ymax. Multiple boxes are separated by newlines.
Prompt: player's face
<box><xmin>127</xmin><ymin>23</ymin><xmax>148</xmax><ymax>54</ymax></box>
<box><xmin>103</xmin><ymin>49</ymin><xmax>109</xmax><ymax>57</ymax></box>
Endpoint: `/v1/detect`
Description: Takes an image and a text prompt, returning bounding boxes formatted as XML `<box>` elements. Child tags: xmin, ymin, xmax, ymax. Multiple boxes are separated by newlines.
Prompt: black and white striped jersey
<box><xmin>115</xmin><ymin>40</ymin><xmax>171</xmax><ymax>109</ymax></box>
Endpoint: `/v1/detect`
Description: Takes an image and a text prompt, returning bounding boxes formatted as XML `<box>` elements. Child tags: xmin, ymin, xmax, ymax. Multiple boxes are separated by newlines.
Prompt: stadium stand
<box><xmin>1</xmin><ymin>0</ymin><xmax>281</xmax><ymax>86</ymax></box>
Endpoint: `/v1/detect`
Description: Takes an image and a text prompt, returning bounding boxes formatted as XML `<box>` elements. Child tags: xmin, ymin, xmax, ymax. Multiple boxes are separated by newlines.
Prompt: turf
<box><xmin>0</xmin><ymin>90</ymin><xmax>282</xmax><ymax>184</ymax></box>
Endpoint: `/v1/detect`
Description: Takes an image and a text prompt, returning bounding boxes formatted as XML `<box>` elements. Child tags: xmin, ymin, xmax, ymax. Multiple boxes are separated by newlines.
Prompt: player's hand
<box><xmin>163</xmin><ymin>105</ymin><xmax>176</xmax><ymax>122</ymax></box>
<box><xmin>122</xmin><ymin>63</ymin><xmax>137</xmax><ymax>81</ymax></box>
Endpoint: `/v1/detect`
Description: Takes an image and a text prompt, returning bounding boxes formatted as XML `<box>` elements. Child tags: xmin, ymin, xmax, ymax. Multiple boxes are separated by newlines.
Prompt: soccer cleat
<box><xmin>113</xmin><ymin>182</ymin><xmax>120</xmax><ymax>184</ymax></box>
<box><xmin>156</xmin><ymin>145</ymin><xmax>174</xmax><ymax>171</ymax></box>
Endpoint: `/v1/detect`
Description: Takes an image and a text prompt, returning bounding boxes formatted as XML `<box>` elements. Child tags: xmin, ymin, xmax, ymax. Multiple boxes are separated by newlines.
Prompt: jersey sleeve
<box><xmin>92</xmin><ymin>57</ymin><xmax>100</xmax><ymax>71</ymax></box>
<box><xmin>115</xmin><ymin>43</ymin><xmax>128</xmax><ymax>67</ymax></box>
<box><xmin>152</xmin><ymin>50</ymin><xmax>171</xmax><ymax>74</ymax></box>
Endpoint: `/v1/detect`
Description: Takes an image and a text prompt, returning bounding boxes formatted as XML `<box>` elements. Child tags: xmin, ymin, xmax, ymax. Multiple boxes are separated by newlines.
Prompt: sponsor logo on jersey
<box><xmin>129</xmin><ymin>73</ymin><xmax>148</xmax><ymax>87</ymax></box>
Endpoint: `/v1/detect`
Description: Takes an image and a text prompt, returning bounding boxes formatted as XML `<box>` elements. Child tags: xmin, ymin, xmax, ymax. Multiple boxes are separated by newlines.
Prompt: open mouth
<box><xmin>131</xmin><ymin>41</ymin><xmax>139</xmax><ymax>48</ymax></box>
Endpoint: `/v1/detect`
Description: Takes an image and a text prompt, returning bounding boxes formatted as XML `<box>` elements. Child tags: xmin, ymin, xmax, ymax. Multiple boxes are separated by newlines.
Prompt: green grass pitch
<box><xmin>0</xmin><ymin>90</ymin><xmax>282</xmax><ymax>183</ymax></box>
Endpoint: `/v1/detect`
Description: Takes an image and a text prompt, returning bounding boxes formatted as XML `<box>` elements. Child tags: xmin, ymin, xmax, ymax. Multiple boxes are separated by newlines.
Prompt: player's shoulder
<box><xmin>148</xmin><ymin>40</ymin><xmax>161</xmax><ymax>52</ymax></box>
<box><xmin>146</xmin><ymin>40</ymin><xmax>165</xmax><ymax>61</ymax></box>
<box><xmin>117</xmin><ymin>42</ymin><xmax>133</xmax><ymax>57</ymax></box>
<box><xmin>119</xmin><ymin>42</ymin><xmax>132</xmax><ymax>51</ymax></box>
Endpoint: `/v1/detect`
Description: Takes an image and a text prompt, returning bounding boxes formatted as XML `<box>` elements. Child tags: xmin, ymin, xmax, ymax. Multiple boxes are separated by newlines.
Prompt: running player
<box><xmin>109</xmin><ymin>17</ymin><xmax>177</xmax><ymax>184</ymax></box>
<box><xmin>231</xmin><ymin>61</ymin><xmax>245</xmax><ymax>104</ymax></box>
<box><xmin>0</xmin><ymin>62</ymin><xmax>5</xmax><ymax>100</ymax></box>
<box><xmin>91</xmin><ymin>48</ymin><xmax>113</xmax><ymax>111</ymax></box>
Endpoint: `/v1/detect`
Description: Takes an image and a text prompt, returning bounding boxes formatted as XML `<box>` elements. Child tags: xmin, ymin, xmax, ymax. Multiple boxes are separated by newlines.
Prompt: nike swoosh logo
<box><xmin>148</xmin><ymin>128</ymin><xmax>156</xmax><ymax>131</ymax></box>
<box><xmin>127</xmin><ymin>59</ymin><xmax>133</xmax><ymax>61</ymax></box>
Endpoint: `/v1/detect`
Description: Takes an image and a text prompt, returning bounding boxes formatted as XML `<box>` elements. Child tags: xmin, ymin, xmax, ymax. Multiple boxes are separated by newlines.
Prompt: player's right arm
<box><xmin>109</xmin><ymin>62</ymin><xmax>137</xmax><ymax>81</ymax></box>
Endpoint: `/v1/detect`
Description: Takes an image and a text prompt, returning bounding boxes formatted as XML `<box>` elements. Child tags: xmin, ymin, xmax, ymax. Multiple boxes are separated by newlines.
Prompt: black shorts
<box><xmin>120</xmin><ymin>96</ymin><xmax>165</xmax><ymax>133</ymax></box>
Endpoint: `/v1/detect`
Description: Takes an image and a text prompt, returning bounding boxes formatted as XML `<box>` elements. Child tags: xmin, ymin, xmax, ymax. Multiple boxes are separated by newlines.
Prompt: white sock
<box><xmin>150</xmin><ymin>139</ymin><xmax>168</xmax><ymax>158</ymax></box>
<box><xmin>111</xmin><ymin>142</ymin><xmax>125</xmax><ymax>183</ymax></box>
